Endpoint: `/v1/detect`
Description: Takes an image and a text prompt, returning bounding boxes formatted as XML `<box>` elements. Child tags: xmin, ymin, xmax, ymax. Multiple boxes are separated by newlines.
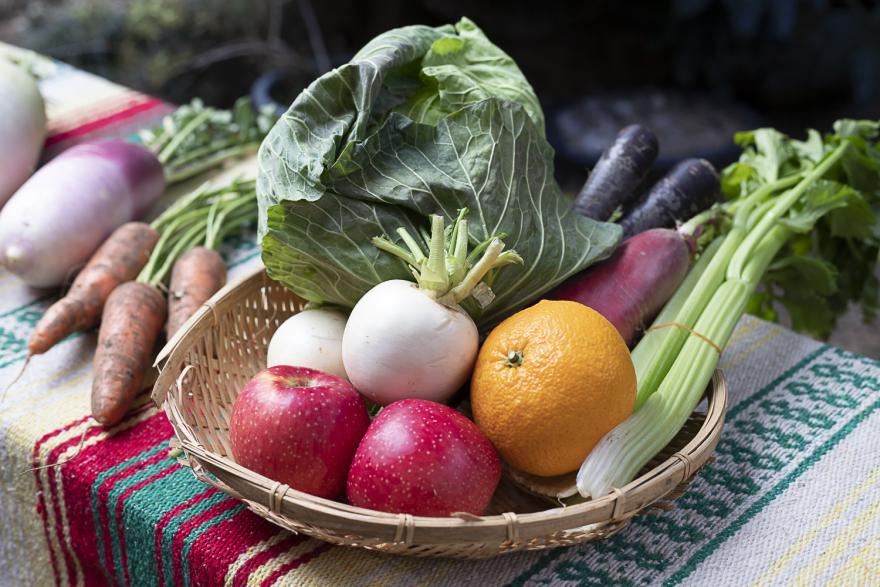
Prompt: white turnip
<box><xmin>0</xmin><ymin>61</ymin><xmax>46</xmax><ymax>207</ymax></box>
<box><xmin>267</xmin><ymin>308</ymin><xmax>348</xmax><ymax>380</ymax></box>
<box><xmin>0</xmin><ymin>140</ymin><xmax>165</xmax><ymax>287</ymax></box>
<box><xmin>342</xmin><ymin>210</ymin><xmax>521</xmax><ymax>405</ymax></box>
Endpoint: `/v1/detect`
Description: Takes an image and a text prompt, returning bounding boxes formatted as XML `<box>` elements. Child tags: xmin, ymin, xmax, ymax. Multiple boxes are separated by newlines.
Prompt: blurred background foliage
<box><xmin>2</xmin><ymin>0</ymin><xmax>879</xmax><ymax>121</ymax></box>
<box><xmin>2</xmin><ymin>0</ymin><xmax>879</xmax><ymax>354</ymax></box>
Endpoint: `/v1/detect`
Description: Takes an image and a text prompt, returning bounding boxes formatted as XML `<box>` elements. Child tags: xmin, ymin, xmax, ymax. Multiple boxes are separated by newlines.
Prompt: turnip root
<box><xmin>0</xmin><ymin>140</ymin><xmax>165</xmax><ymax>287</ymax></box>
<box><xmin>0</xmin><ymin>61</ymin><xmax>46</xmax><ymax>207</ymax></box>
<box><xmin>548</xmin><ymin>228</ymin><xmax>693</xmax><ymax>346</ymax></box>
<box><xmin>342</xmin><ymin>210</ymin><xmax>521</xmax><ymax>405</ymax></box>
<box><xmin>267</xmin><ymin>308</ymin><xmax>348</xmax><ymax>380</ymax></box>
<box><xmin>342</xmin><ymin>280</ymin><xmax>477</xmax><ymax>403</ymax></box>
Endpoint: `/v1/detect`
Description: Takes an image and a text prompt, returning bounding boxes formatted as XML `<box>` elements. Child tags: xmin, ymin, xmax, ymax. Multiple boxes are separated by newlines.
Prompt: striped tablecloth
<box><xmin>1</xmin><ymin>44</ymin><xmax>878</xmax><ymax>587</ymax></box>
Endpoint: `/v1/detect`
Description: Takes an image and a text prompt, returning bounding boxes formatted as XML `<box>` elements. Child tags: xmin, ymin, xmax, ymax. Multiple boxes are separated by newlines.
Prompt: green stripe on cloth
<box><xmin>107</xmin><ymin>457</ymin><xmax>177</xmax><ymax>584</ymax></box>
<box><xmin>118</xmin><ymin>467</ymin><xmax>219</xmax><ymax>587</ymax></box>
<box><xmin>725</xmin><ymin>346</ymin><xmax>829</xmax><ymax>420</ymax></box>
<box><xmin>160</xmin><ymin>490</ymin><xmax>228</xmax><ymax>586</ymax></box>
<box><xmin>507</xmin><ymin>344</ymin><xmax>879</xmax><ymax>587</ymax></box>
<box><xmin>90</xmin><ymin>442</ymin><xmax>169</xmax><ymax>575</ymax></box>
<box><xmin>666</xmin><ymin>396</ymin><xmax>880</xmax><ymax>585</ymax></box>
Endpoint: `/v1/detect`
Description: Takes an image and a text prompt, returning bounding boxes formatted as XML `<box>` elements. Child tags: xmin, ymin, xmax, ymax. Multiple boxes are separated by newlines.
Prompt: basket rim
<box><xmin>153</xmin><ymin>264</ymin><xmax>728</xmax><ymax>546</ymax></box>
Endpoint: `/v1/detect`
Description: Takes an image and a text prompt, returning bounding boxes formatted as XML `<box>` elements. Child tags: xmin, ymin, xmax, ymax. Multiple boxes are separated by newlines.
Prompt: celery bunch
<box><xmin>578</xmin><ymin>120</ymin><xmax>880</xmax><ymax>498</ymax></box>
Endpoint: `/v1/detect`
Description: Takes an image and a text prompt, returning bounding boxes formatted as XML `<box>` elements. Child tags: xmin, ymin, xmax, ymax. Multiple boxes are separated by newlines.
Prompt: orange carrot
<box><xmin>166</xmin><ymin>247</ymin><xmax>227</xmax><ymax>337</ymax></box>
<box><xmin>91</xmin><ymin>281</ymin><xmax>166</xmax><ymax>426</ymax></box>
<box><xmin>28</xmin><ymin>222</ymin><xmax>159</xmax><ymax>356</ymax></box>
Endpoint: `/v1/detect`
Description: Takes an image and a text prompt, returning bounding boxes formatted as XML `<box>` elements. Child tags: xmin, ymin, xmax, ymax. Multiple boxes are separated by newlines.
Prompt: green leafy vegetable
<box><xmin>139</xmin><ymin>97</ymin><xmax>277</xmax><ymax>185</ymax></box>
<box><xmin>256</xmin><ymin>18</ymin><xmax>620</xmax><ymax>327</ymax></box>
<box><xmin>578</xmin><ymin>119</ymin><xmax>879</xmax><ymax>499</ymax></box>
<box><xmin>722</xmin><ymin>121</ymin><xmax>880</xmax><ymax>338</ymax></box>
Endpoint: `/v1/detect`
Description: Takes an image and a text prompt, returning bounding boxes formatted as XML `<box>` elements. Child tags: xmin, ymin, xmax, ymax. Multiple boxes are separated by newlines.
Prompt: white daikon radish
<box><xmin>0</xmin><ymin>61</ymin><xmax>46</xmax><ymax>207</ymax></box>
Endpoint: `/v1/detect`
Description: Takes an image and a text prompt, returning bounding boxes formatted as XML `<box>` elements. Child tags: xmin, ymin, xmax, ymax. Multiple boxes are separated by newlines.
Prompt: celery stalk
<box><xmin>575</xmin><ymin>137</ymin><xmax>857</xmax><ymax>499</ymax></box>
<box><xmin>631</xmin><ymin>237</ymin><xmax>723</xmax><ymax>409</ymax></box>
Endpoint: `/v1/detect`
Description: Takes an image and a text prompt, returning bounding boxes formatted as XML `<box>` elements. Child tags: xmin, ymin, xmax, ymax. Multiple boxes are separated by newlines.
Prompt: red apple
<box><xmin>229</xmin><ymin>365</ymin><xmax>369</xmax><ymax>499</ymax></box>
<box><xmin>346</xmin><ymin>399</ymin><xmax>501</xmax><ymax>516</ymax></box>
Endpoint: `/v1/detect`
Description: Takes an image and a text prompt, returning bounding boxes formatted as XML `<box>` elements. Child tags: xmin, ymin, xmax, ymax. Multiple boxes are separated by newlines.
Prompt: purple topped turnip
<box><xmin>0</xmin><ymin>98</ymin><xmax>276</xmax><ymax>287</ymax></box>
<box><xmin>0</xmin><ymin>140</ymin><xmax>165</xmax><ymax>287</ymax></box>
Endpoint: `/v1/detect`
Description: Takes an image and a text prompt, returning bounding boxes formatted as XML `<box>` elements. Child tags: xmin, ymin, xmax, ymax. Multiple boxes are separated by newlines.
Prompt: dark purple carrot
<box><xmin>547</xmin><ymin>228</ymin><xmax>693</xmax><ymax>346</ymax></box>
<box><xmin>620</xmin><ymin>158</ymin><xmax>720</xmax><ymax>238</ymax></box>
<box><xmin>166</xmin><ymin>246</ymin><xmax>227</xmax><ymax>337</ymax></box>
<box><xmin>574</xmin><ymin>124</ymin><xmax>658</xmax><ymax>221</ymax></box>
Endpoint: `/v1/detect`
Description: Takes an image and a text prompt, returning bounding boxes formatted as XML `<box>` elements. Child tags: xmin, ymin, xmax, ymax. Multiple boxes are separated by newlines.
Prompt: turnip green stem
<box><xmin>420</xmin><ymin>215</ymin><xmax>450</xmax><ymax>296</ymax></box>
<box><xmin>157</xmin><ymin>110</ymin><xmax>212</xmax><ymax>164</ymax></box>
<box><xmin>372</xmin><ymin>209</ymin><xmax>522</xmax><ymax>306</ymax></box>
<box><xmin>445</xmin><ymin>239</ymin><xmax>504</xmax><ymax>304</ymax></box>
<box><xmin>396</xmin><ymin>228</ymin><xmax>426</xmax><ymax>263</ymax></box>
<box><xmin>371</xmin><ymin>236</ymin><xmax>417</xmax><ymax>267</ymax></box>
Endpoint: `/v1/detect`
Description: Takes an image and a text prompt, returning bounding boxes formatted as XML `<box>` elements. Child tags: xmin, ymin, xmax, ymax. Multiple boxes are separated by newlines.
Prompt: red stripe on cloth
<box><xmin>170</xmin><ymin>498</ymin><xmax>242</xmax><ymax>586</ymax></box>
<box><xmin>47</xmin><ymin>91</ymin><xmax>145</xmax><ymax>134</ymax></box>
<box><xmin>45</xmin><ymin>98</ymin><xmax>165</xmax><ymax>147</ymax></box>
<box><xmin>188</xmin><ymin>510</ymin><xmax>286</xmax><ymax>585</ymax></box>
<box><xmin>260</xmin><ymin>542</ymin><xmax>332</xmax><ymax>587</ymax></box>
<box><xmin>230</xmin><ymin>534</ymin><xmax>303</xmax><ymax>587</ymax></box>
<box><xmin>44</xmin><ymin>424</ymin><xmax>108</xmax><ymax>586</ymax></box>
<box><xmin>46</xmin><ymin>403</ymin><xmax>159</xmax><ymax>587</ymax></box>
<box><xmin>32</xmin><ymin>415</ymin><xmax>94</xmax><ymax>587</ymax></box>
<box><xmin>114</xmin><ymin>463</ymin><xmax>183</xmax><ymax>586</ymax></box>
<box><xmin>153</xmin><ymin>487</ymin><xmax>218</xmax><ymax>586</ymax></box>
<box><xmin>186</xmin><ymin>509</ymin><xmax>286</xmax><ymax>586</ymax></box>
<box><xmin>57</xmin><ymin>411</ymin><xmax>172</xmax><ymax>586</ymax></box>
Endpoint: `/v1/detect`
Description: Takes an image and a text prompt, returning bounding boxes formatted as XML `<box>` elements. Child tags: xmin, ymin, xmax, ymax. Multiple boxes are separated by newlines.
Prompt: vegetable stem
<box><xmin>157</xmin><ymin>110</ymin><xmax>212</xmax><ymax>164</ymax></box>
<box><xmin>421</xmin><ymin>215</ymin><xmax>451</xmax><ymax>297</ymax></box>
<box><xmin>372</xmin><ymin>209</ymin><xmax>521</xmax><ymax>306</ymax></box>
<box><xmin>396</xmin><ymin>228</ymin><xmax>427</xmax><ymax>263</ymax></box>
<box><xmin>727</xmin><ymin>142</ymin><xmax>848</xmax><ymax>280</ymax></box>
<box><xmin>371</xmin><ymin>236</ymin><xmax>417</xmax><ymax>267</ymax></box>
<box><xmin>446</xmin><ymin>239</ymin><xmax>505</xmax><ymax>304</ymax></box>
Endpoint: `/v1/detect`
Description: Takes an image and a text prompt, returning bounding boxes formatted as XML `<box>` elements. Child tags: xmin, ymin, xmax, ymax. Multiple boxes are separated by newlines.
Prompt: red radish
<box><xmin>548</xmin><ymin>228</ymin><xmax>693</xmax><ymax>346</ymax></box>
<box><xmin>347</xmin><ymin>399</ymin><xmax>501</xmax><ymax>517</ymax></box>
<box><xmin>0</xmin><ymin>140</ymin><xmax>165</xmax><ymax>287</ymax></box>
<box><xmin>229</xmin><ymin>365</ymin><xmax>369</xmax><ymax>499</ymax></box>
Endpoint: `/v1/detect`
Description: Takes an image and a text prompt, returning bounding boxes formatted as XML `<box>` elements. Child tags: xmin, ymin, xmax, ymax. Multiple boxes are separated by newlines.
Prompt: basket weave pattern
<box><xmin>153</xmin><ymin>267</ymin><xmax>728</xmax><ymax>559</ymax></box>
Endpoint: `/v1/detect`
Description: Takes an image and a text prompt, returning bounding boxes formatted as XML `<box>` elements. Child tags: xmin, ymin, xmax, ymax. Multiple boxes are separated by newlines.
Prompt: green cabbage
<box><xmin>257</xmin><ymin>17</ymin><xmax>620</xmax><ymax>327</ymax></box>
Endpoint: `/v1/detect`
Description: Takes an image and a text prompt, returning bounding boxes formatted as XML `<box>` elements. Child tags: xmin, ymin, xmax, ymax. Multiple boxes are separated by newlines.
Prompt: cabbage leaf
<box><xmin>257</xmin><ymin>18</ymin><xmax>620</xmax><ymax>327</ymax></box>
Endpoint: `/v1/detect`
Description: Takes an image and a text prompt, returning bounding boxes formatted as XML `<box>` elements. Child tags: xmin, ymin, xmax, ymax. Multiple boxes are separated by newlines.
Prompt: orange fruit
<box><xmin>471</xmin><ymin>300</ymin><xmax>636</xmax><ymax>477</ymax></box>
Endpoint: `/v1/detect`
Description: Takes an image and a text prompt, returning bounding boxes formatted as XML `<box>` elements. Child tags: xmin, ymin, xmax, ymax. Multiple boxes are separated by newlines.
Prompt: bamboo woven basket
<box><xmin>152</xmin><ymin>266</ymin><xmax>728</xmax><ymax>559</ymax></box>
